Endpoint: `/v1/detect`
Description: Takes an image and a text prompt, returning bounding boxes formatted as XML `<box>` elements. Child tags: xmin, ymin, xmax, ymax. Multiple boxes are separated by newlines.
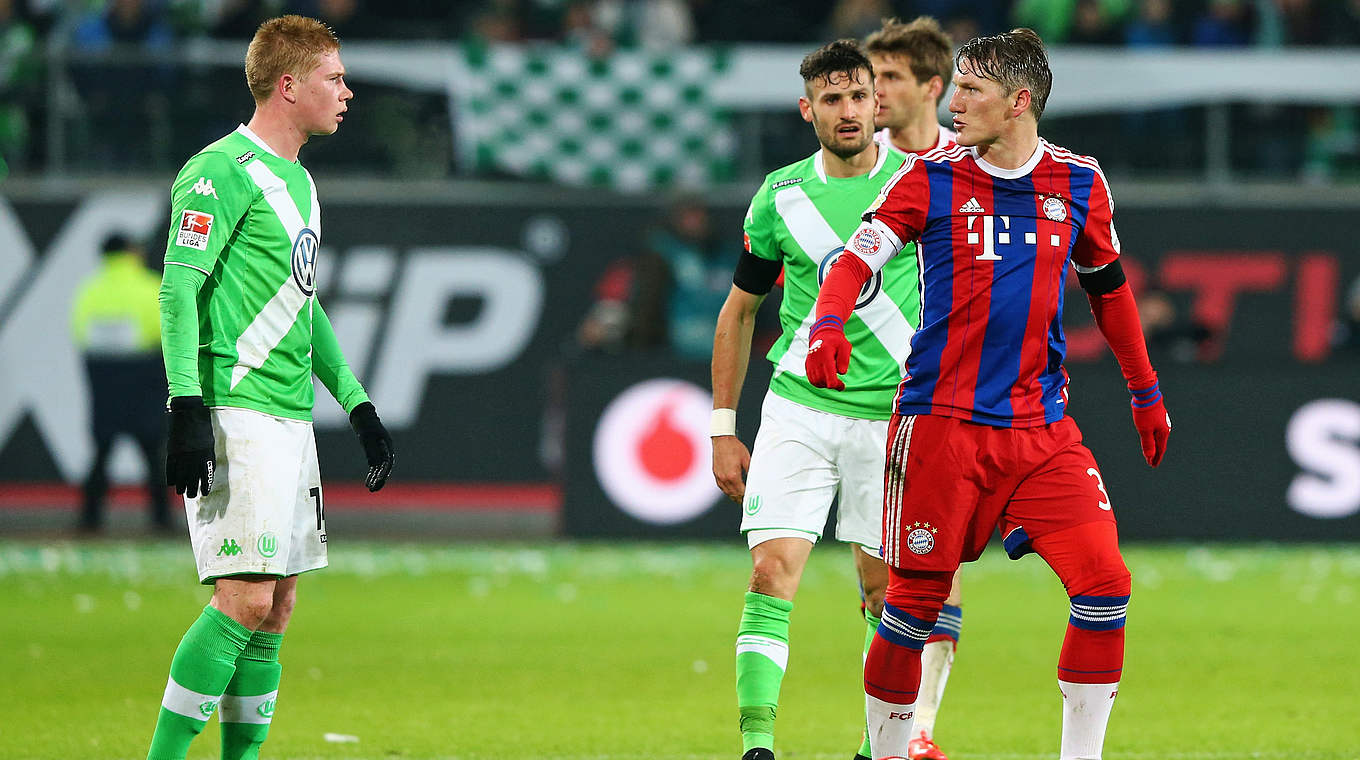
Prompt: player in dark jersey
<box><xmin>805</xmin><ymin>28</ymin><xmax>1171</xmax><ymax>760</ymax></box>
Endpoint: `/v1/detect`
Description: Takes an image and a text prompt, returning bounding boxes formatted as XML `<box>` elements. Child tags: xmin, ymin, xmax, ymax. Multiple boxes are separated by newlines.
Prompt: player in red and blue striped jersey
<box><xmin>805</xmin><ymin>28</ymin><xmax>1171</xmax><ymax>760</ymax></box>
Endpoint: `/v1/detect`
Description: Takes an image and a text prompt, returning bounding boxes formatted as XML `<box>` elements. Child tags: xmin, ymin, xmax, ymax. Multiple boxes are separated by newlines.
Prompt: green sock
<box><xmin>147</xmin><ymin>605</ymin><xmax>253</xmax><ymax>760</ymax></box>
<box><xmin>735</xmin><ymin>591</ymin><xmax>793</xmax><ymax>754</ymax></box>
<box><xmin>857</xmin><ymin>612</ymin><xmax>881</xmax><ymax>757</ymax></box>
<box><xmin>220</xmin><ymin>630</ymin><xmax>283</xmax><ymax>760</ymax></box>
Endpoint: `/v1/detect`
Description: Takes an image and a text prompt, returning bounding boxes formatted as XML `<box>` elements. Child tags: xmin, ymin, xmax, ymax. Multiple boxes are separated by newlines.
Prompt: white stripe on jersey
<box><xmin>229</xmin><ymin>161</ymin><xmax>320</xmax><ymax>390</ymax></box>
<box><xmin>772</xmin><ymin>186</ymin><xmax>915</xmax><ymax>379</ymax></box>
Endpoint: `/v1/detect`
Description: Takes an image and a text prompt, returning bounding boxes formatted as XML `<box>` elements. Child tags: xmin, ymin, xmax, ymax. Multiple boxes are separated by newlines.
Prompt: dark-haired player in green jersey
<box><xmin>711</xmin><ymin>39</ymin><xmax>920</xmax><ymax>760</ymax></box>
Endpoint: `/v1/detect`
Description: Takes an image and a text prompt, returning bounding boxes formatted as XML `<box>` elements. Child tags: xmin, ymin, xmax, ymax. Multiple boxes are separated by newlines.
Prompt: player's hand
<box><xmin>349</xmin><ymin>402</ymin><xmax>395</xmax><ymax>492</ymax></box>
<box><xmin>166</xmin><ymin>396</ymin><xmax>215</xmax><ymax>498</ymax></box>
<box><xmin>804</xmin><ymin>316</ymin><xmax>851</xmax><ymax>391</ymax></box>
<box><xmin>712</xmin><ymin>435</ymin><xmax>751</xmax><ymax>504</ymax></box>
<box><xmin>1129</xmin><ymin>382</ymin><xmax>1171</xmax><ymax>467</ymax></box>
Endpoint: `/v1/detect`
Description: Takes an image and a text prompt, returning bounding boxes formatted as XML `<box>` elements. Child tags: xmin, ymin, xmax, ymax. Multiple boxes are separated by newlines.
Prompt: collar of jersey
<box><xmin>969</xmin><ymin>141</ymin><xmax>1045</xmax><ymax>179</ymax></box>
<box><xmin>236</xmin><ymin>124</ymin><xmax>283</xmax><ymax>160</ymax></box>
<box><xmin>813</xmin><ymin>142</ymin><xmax>892</xmax><ymax>184</ymax></box>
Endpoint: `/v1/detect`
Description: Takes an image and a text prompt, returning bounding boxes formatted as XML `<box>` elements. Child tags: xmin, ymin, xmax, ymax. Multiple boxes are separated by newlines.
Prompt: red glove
<box><xmin>805</xmin><ymin>315</ymin><xmax>851</xmax><ymax>391</ymax></box>
<box><xmin>1129</xmin><ymin>381</ymin><xmax>1171</xmax><ymax>467</ymax></box>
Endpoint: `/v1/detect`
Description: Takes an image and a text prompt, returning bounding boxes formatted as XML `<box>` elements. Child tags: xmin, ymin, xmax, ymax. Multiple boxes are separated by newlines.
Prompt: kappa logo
<box><xmin>236</xmin><ymin>151</ymin><xmax>255</xmax><ymax>165</ymax></box>
<box><xmin>176</xmin><ymin>210</ymin><xmax>213</xmax><ymax>251</ymax></box>
<box><xmin>217</xmin><ymin>538</ymin><xmax>243</xmax><ymax>557</ymax></box>
<box><xmin>190</xmin><ymin>177</ymin><xmax>219</xmax><ymax>199</ymax></box>
<box><xmin>958</xmin><ymin>197</ymin><xmax>985</xmax><ymax>214</ymax></box>
<box><xmin>771</xmin><ymin>177</ymin><xmax>803</xmax><ymax>189</ymax></box>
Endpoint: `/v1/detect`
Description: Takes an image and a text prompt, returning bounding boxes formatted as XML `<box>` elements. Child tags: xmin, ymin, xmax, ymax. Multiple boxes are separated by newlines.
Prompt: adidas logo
<box><xmin>958</xmin><ymin>197</ymin><xmax>985</xmax><ymax>214</ymax></box>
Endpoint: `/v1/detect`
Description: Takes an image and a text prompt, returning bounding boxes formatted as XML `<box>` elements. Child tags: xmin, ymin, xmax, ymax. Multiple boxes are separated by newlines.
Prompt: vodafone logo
<box><xmin>593</xmin><ymin>379</ymin><xmax>723</xmax><ymax>525</ymax></box>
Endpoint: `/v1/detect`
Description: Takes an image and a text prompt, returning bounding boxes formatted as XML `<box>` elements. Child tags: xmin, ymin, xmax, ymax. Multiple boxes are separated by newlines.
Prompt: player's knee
<box><xmin>234</xmin><ymin>596</ymin><xmax>274</xmax><ymax>628</ymax></box>
<box><xmin>749</xmin><ymin>553</ymin><xmax>799</xmax><ymax>598</ymax></box>
<box><xmin>883</xmin><ymin>568</ymin><xmax>953</xmax><ymax>620</ymax></box>
<box><xmin>1067</xmin><ymin>552</ymin><xmax>1131</xmax><ymax>599</ymax></box>
<box><xmin>215</xmin><ymin>584</ymin><xmax>276</xmax><ymax>628</ymax></box>
<box><xmin>861</xmin><ymin>583</ymin><xmax>886</xmax><ymax>618</ymax></box>
<box><xmin>263</xmin><ymin>585</ymin><xmax>296</xmax><ymax>629</ymax></box>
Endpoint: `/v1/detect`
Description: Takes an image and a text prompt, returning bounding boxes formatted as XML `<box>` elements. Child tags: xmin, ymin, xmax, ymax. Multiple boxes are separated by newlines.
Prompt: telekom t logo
<box><xmin>966</xmin><ymin>214</ymin><xmax>1065</xmax><ymax>262</ymax></box>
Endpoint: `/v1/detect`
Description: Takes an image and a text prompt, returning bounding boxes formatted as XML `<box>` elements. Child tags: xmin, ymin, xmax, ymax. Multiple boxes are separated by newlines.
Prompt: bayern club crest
<box><xmin>851</xmin><ymin>226</ymin><xmax>882</xmax><ymax>256</ymax></box>
<box><xmin>906</xmin><ymin>522</ymin><xmax>937</xmax><ymax>555</ymax></box>
<box><xmin>1043</xmin><ymin>196</ymin><xmax>1068</xmax><ymax>222</ymax></box>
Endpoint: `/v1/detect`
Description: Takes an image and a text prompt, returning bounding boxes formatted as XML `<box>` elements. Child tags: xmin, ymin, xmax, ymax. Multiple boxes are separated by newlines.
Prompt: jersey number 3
<box><xmin>1086</xmin><ymin>467</ymin><xmax>1112</xmax><ymax>511</ymax></box>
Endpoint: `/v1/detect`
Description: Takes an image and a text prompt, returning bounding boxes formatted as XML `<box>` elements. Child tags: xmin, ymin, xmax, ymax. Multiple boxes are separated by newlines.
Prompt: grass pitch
<box><xmin>2</xmin><ymin>540</ymin><xmax>1358</xmax><ymax>760</ymax></box>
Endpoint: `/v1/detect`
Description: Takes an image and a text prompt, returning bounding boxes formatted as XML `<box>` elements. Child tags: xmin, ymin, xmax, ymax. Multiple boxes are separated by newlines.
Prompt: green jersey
<box><xmin>161</xmin><ymin>125</ymin><xmax>367</xmax><ymax>421</ymax></box>
<box><xmin>744</xmin><ymin>146</ymin><xmax>920</xmax><ymax>420</ymax></box>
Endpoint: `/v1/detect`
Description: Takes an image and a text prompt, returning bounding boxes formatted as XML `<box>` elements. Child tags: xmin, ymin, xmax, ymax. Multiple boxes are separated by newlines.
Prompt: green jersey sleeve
<box><xmin>158</xmin><ymin>261</ymin><xmax>207</xmax><ymax>399</ymax></box>
<box><xmin>742</xmin><ymin>182</ymin><xmax>780</xmax><ymax>263</ymax></box>
<box><xmin>312</xmin><ymin>299</ymin><xmax>371</xmax><ymax>414</ymax></box>
<box><xmin>164</xmin><ymin>150</ymin><xmax>254</xmax><ymax>275</ymax></box>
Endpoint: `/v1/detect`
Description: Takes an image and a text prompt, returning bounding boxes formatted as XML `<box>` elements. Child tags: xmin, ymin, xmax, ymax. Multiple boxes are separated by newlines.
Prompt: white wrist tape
<box><xmin>710</xmin><ymin>408</ymin><xmax>737</xmax><ymax>437</ymax></box>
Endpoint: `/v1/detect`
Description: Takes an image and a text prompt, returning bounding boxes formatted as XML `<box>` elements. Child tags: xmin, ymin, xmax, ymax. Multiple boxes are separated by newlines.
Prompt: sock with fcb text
<box><xmin>914</xmin><ymin>603</ymin><xmax>962</xmax><ymax>740</ymax></box>
<box><xmin>735</xmin><ymin>591</ymin><xmax>793</xmax><ymax>754</ymax></box>
<box><xmin>147</xmin><ymin>605</ymin><xmax>252</xmax><ymax>760</ymax></box>
<box><xmin>1058</xmin><ymin>594</ymin><xmax>1128</xmax><ymax>759</ymax></box>
<box><xmin>864</xmin><ymin>603</ymin><xmax>933</xmax><ymax>759</ymax></box>
<box><xmin>220</xmin><ymin>629</ymin><xmax>283</xmax><ymax>760</ymax></box>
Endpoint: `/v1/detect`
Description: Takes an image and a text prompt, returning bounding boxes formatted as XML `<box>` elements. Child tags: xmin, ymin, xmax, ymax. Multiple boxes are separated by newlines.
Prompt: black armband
<box><xmin>1076</xmin><ymin>259</ymin><xmax>1127</xmax><ymax>296</ymax></box>
<box><xmin>732</xmin><ymin>249</ymin><xmax>783</xmax><ymax>295</ymax></box>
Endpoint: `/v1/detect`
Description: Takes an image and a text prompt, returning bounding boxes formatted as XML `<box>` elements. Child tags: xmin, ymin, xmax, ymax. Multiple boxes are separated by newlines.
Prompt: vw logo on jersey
<box><xmin>291</xmin><ymin>227</ymin><xmax>319</xmax><ymax>296</ymax></box>
<box><xmin>818</xmin><ymin>246</ymin><xmax>881</xmax><ymax>310</ymax></box>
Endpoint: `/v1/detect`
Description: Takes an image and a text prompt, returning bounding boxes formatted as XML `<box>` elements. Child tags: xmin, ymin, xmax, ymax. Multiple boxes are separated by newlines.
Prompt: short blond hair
<box><xmin>245</xmin><ymin>15</ymin><xmax>340</xmax><ymax>103</ymax></box>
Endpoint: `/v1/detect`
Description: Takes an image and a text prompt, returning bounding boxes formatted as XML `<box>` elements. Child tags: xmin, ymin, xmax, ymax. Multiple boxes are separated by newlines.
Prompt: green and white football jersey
<box><xmin>164</xmin><ymin>125</ymin><xmax>335</xmax><ymax>421</ymax></box>
<box><xmin>744</xmin><ymin>146</ymin><xmax>920</xmax><ymax>420</ymax></box>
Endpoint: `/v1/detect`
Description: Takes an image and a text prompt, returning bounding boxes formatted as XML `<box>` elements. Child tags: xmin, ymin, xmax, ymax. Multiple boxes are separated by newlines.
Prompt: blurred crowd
<box><xmin>5</xmin><ymin>0</ymin><xmax>1360</xmax><ymax>48</ymax></box>
<box><xmin>5</xmin><ymin>0</ymin><xmax>1360</xmax><ymax>179</ymax></box>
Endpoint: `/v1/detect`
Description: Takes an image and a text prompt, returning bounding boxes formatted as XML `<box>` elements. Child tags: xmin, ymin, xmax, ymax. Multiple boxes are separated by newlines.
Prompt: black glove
<box><xmin>349</xmin><ymin>401</ymin><xmax>394</xmax><ymax>492</ymax></box>
<box><xmin>166</xmin><ymin>396</ymin><xmax>215</xmax><ymax>498</ymax></box>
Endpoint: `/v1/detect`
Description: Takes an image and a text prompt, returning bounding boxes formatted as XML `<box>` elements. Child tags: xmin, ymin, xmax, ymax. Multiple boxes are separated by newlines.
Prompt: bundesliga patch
<box><xmin>851</xmin><ymin>227</ymin><xmax>882</xmax><ymax>256</ymax></box>
<box><xmin>1043</xmin><ymin>195</ymin><xmax>1068</xmax><ymax>222</ymax></box>
<box><xmin>176</xmin><ymin>210</ymin><xmax>213</xmax><ymax>251</ymax></box>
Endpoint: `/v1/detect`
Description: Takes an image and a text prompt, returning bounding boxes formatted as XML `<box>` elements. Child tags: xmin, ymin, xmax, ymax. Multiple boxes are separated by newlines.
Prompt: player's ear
<box><xmin>927</xmin><ymin>75</ymin><xmax>943</xmax><ymax>101</ymax></box>
<box><xmin>279</xmin><ymin>74</ymin><xmax>298</xmax><ymax>104</ymax></box>
<box><xmin>1012</xmin><ymin>88</ymin><xmax>1032</xmax><ymax>119</ymax></box>
<box><xmin>798</xmin><ymin>96</ymin><xmax>813</xmax><ymax>123</ymax></box>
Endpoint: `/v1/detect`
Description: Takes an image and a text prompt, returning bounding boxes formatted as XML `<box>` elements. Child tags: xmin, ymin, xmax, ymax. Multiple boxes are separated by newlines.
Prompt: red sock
<box><xmin>1032</xmin><ymin>522</ymin><xmax>1131</xmax><ymax>683</ymax></box>
<box><xmin>864</xmin><ymin>569</ymin><xmax>953</xmax><ymax>702</ymax></box>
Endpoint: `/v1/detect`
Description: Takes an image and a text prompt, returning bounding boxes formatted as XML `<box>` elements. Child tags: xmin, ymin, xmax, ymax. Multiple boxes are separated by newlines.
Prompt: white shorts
<box><xmin>185</xmin><ymin>407</ymin><xmax>328</xmax><ymax>584</ymax></box>
<box><xmin>740</xmin><ymin>390</ymin><xmax>888</xmax><ymax>552</ymax></box>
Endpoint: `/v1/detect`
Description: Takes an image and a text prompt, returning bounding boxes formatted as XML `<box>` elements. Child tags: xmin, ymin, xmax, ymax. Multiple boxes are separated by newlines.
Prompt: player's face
<box><xmin>869</xmin><ymin>54</ymin><xmax>935</xmax><ymax>131</ymax></box>
<box><xmin>296</xmin><ymin>51</ymin><xmax>352</xmax><ymax>136</ymax></box>
<box><xmin>799</xmin><ymin>68</ymin><xmax>877</xmax><ymax>160</ymax></box>
<box><xmin>947</xmin><ymin>61</ymin><xmax>1018</xmax><ymax>147</ymax></box>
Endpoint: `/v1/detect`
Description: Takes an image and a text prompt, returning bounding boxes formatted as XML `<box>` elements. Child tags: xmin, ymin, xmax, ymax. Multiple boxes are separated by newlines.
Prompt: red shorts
<box><xmin>881</xmin><ymin>414</ymin><xmax>1117</xmax><ymax>570</ymax></box>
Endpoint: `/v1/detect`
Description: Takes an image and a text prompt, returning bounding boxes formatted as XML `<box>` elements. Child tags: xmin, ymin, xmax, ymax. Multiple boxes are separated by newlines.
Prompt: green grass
<box><xmin>2</xmin><ymin>541</ymin><xmax>1359</xmax><ymax>759</ymax></box>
